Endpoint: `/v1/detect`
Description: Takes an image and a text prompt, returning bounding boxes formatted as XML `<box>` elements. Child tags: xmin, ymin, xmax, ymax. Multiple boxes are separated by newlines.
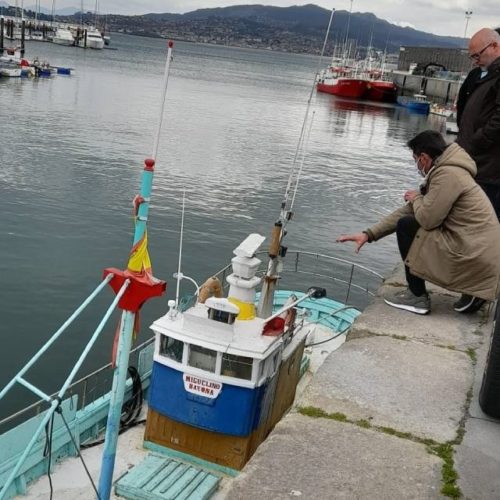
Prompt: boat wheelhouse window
<box><xmin>208</xmin><ymin>308</ymin><xmax>236</xmax><ymax>325</ymax></box>
<box><xmin>159</xmin><ymin>335</ymin><xmax>183</xmax><ymax>363</ymax></box>
<box><xmin>221</xmin><ymin>353</ymin><xmax>253</xmax><ymax>380</ymax></box>
<box><xmin>188</xmin><ymin>344</ymin><xmax>217</xmax><ymax>373</ymax></box>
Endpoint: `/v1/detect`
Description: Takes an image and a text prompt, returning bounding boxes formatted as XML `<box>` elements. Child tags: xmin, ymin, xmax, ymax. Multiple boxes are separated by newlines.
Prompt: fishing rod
<box><xmin>257</xmin><ymin>7</ymin><xmax>335</xmax><ymax>319</ymax></box>
<box><xmin>279</xmin><ymin>7</ymin><xmax>336</xmax><ymax>228</ymax></box>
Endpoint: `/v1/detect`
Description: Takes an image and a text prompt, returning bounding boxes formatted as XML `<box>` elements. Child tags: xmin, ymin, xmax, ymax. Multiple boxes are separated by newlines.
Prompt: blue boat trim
<box><xmin>268</xmin><ymin>290</ymin><xmax>360</xmax><ymax>332</ymax></box>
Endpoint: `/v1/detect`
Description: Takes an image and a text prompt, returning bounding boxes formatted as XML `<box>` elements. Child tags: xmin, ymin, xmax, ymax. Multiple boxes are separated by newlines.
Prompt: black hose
<box><xmin>121</xmin><ymin>366</ymin><xmax>144</xmax><ymax>427</ymax></box>
<box><xmin>81</xmin><ymin>366</ymin><xmax>144</xmax><ymax>449</ymax></box>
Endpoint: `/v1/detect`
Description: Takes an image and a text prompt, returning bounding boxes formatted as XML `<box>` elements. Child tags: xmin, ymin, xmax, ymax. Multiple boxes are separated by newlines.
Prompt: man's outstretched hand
<box><xmin>337</xmin><ymin>233</ymin><xmax>369</xmax><ymax>254</ymax></box>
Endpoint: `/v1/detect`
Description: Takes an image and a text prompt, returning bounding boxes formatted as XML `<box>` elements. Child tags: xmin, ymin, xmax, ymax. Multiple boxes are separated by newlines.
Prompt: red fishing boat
<box><xmin>360</xmin><ymin>70</ymin><xmax>396</xmax><ymax>103</ymax></box>
<box><xmin>317</xmin><ymin>67</ymin><xmax>368</xmax><ymax>99</ymax></box>
<box><xmin>365</xmin><ymin>80</ymin><xmax>397</xmax><ymax>102</ymax></box>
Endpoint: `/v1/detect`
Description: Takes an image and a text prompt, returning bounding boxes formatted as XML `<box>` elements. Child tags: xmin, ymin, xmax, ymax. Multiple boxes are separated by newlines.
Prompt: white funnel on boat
<box><xmin>227</xmin><ymin>233</ymin><xmax>265</xmax><ymax>320</ymax></box>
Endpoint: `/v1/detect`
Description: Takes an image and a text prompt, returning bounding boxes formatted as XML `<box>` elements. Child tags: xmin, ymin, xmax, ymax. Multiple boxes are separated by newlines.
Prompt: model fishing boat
<box><xmin>0</xmin><ymin>40</ymin><xmax>382</xmax><ymax>500</ymax></box>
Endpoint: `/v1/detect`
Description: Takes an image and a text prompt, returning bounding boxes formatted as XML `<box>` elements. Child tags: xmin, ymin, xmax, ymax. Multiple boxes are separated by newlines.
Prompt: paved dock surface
<box><xmin>225</xmin><ymin>266</ymin><xmax>500</xmax><ymax>500</ymax></box>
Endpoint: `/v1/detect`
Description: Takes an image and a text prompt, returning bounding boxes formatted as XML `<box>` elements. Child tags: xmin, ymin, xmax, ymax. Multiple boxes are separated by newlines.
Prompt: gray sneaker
<box><xmin>384</xmin><ymin>289</ymin><xmax>430</xmax><ymax>315</ymax></box>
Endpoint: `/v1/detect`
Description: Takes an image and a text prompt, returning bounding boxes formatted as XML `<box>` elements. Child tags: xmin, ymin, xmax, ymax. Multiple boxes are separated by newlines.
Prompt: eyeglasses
<box><xmin>469</xmin><ymin>42</ymin><xmax>494</xmax><ymax>60</ymax></box>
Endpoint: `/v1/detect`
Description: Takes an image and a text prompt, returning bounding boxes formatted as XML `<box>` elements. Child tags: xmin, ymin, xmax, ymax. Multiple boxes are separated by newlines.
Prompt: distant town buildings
<box><xmin>398</xmin><ymin>46</ymin><xmax>472</xmax><ymax>73</ymax></box>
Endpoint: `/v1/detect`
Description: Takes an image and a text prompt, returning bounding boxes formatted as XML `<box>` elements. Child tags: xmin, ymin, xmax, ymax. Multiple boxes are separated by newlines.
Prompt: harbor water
<box><xmin>0</xmin><ymin>34</ymin><xmax>445</xmax><ymax>417</ymax></box>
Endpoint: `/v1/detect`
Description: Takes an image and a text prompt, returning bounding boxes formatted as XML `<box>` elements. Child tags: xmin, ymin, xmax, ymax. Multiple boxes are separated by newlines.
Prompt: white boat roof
<box><xmin>150</xmin><ymin>303</ymin><xmax>281</xmax><ymax>360</ymax></box>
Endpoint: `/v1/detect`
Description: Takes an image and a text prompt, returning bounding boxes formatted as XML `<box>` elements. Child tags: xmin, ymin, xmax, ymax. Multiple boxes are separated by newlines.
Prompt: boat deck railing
<box><xmin>0</xmin><ymin>337</ymin><xmax>154</xmax><ymax>435</ymax></box>
<box><xmin>210</xmin><ymin>249</ymin><xmax>384</xmax><ymax>312</ymax></box>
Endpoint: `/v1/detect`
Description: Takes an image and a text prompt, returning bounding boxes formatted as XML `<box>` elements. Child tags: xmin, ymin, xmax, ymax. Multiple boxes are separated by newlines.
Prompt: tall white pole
<box><xmin>464</xmin><ymin>10</ymin><xmax>472</xmax><ymax>46</ymax></box>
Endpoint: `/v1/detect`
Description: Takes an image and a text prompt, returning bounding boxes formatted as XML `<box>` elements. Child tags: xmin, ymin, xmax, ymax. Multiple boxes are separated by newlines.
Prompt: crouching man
<box><xmin>338</xmin><ymin>130</ymin><xmax>500</xmax><ymax>315</ymax></box>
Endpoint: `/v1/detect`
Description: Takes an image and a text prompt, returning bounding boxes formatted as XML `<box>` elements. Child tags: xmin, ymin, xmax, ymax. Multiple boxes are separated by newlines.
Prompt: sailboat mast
<box><xmin>342</xmin><ymin>0</ymin><xmax>354</xmax><ymax>66</ymax></box>
<box><xmin>50</xmin><ymin>0</ymin><xmax>55</xmax><ymax>26</ymax></box>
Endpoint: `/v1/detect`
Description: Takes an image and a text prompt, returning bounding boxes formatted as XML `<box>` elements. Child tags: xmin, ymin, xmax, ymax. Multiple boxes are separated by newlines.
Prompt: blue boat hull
<box><xmin>149</xmin><ymin>362</ymin><xmax>269</xmax><ymax>437</ymax></box>
<box><xmin>397</xmin><ymin>96</ymin><xmax>430</xmax><ymax>114</ymax></box>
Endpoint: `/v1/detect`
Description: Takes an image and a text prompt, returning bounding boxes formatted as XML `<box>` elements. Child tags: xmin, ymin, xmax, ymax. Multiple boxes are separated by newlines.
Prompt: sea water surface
<box><xmin>0</xmin><ymin>34</ymin><xmax>445</xmax><ymax>416</ymax></box>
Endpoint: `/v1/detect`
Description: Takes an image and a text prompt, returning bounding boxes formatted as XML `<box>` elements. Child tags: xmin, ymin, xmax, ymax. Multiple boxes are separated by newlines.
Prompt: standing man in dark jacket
<box><xmin>457</xmin><ymin>28</ymin><xmax>500</xmax><ymax>218</ymax></box>
<box><xmin>456</xmin><ymin>27</ymin><xmax>500</xmax><ymax>312</ymax></box>
<box><xmin>456</xmin><ymin>28</ymin><xmax>500</xmax><ymax>125</ymax></box>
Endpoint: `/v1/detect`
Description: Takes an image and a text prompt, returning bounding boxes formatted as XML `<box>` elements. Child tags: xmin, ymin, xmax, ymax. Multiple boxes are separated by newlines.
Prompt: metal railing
<box><xmin>0</xmin><ymin>337</ymin><xmax>154</xmax><ymax>435</ymax></box>
<box><xmin>211</xmin><ymin>249</ymin><xmax>384</xmax><ymax>310</ymax></box>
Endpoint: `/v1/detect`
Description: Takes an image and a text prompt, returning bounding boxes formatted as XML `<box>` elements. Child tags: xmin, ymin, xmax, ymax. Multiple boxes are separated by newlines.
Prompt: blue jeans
<box><xmin>480</xmin><ymin>183</ymin><xmax>500</xmax><ymax>220</ymax></box>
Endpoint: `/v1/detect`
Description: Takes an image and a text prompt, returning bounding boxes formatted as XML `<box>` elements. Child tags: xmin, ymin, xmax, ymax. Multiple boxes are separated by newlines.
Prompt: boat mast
<box><xmin>97</xmin><ymin>41</ymin><xmax>174</xmax><ymax>500</ymax></box>
<box><xmin>175</xmin><ymin>190</ymin><xmax>186</xmax><ymax>311</ymax></box>
<box><xmin>342</xmin><ymin>0</ymin><xmax>353</xmax><ymax>67</ymax></box>
<box><xmin>94</xmin><ymin>0</ymin><xmax>98</xmax><ymax>28</ymax></box>
<box><xmin>50</xmin><ymin>0</ymin><xmax>55</xmax><ymax>27</ymax></box>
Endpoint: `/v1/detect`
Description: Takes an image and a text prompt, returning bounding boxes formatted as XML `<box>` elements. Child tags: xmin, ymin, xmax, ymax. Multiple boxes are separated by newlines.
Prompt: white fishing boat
<box><xmin>0</xmin><ymin>61</ymin><xmax>22</xmax><ymax>77</ymax></box>
<box><xmin>430</xmin><ymin>103</ymin><xmax>454</xmax><ymax>118</ymax></box>
<box><xmin>0</xmin><ymin>41</ymin><xmax>382</xmax><ymax>500</ymax></box>
<box><xmin>75</xmin><ymin>27</ymin><xmax>105</xmax><ymax>50</ymax></box>
<box><xmin>52</xmin><ymin>27</ymin><xmax>74</xmax><ymax>46</ymax></box>
<box><xmin>86</xmin><ymin>29</ymin><xmax>105</xmax><ymax>49</ymax></box>
<box><xmin>30</xmin><ymin>31</ymin><xmax>45</xmax><ymax>42</ymax></box>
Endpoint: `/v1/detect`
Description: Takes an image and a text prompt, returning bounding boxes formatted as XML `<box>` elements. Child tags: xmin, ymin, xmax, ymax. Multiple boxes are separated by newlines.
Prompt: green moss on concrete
<box><xmin>298</xmin><ymin>406</ymin><xmax>329</xmax><ymax>419</ymax></box>
<box><xmin>298</xmin><ymin>405</ymin><xmax>462</xmax><ymax>498</ymax></box>
<box><xmin>436</xmin><ymin>344</ymin><xmax>457</xmax><ymax>351</ymax></box>
<box><xmin>299</xmin><ymin>406</ymin><xmax>347</xmax><ymax>422</ymax></box>
<box><xmin>356</xmin><ymin>419</ymin><xmax>371</xmax><ymax>428</ymax></box>
<box><xmin>428</xmin><ymin>443</ymin><xmax>461</xmax><ymax>498</ymax></box>
<box><xmin>391</xmin><ymin>335</ymin><xmax>408</xmax><ymax>341</ymax></box>
<box><xmin>465</xmin><ymin>348</ymin><xmax>477</xmax><ymax>363</ymax></box>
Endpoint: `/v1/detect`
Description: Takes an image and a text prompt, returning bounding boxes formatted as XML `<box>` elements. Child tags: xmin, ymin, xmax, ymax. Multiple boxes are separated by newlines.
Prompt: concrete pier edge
<box><xmin>224</xmin><ymin>264</ymin><xmax>500</xmax><ymax>500</ymax></box>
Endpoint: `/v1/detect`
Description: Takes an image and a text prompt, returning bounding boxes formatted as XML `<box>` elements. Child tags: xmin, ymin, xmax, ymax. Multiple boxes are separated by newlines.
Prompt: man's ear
<box><xmin>422</xmin><ymin>153</ymin><xmax>433</xmax><ymax>167</ymax></box>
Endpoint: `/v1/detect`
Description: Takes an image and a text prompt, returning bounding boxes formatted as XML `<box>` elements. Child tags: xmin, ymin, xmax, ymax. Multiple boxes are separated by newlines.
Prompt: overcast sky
<box><xmin>59</xmin><ymin>1</ymin><xmax>498</xmax><ymax>39</ymax></box>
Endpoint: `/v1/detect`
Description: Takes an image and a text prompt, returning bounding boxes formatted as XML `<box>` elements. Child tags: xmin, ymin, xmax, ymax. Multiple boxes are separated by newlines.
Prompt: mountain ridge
<box><xmin>0</xmin><ymin>3</ymin><xmax>466</xmax><ymax>53</ymax></box>
<box><xmin>138</xmin><ymin>4</ymin><xmax>465</xmax><ymax>51</ymax></box>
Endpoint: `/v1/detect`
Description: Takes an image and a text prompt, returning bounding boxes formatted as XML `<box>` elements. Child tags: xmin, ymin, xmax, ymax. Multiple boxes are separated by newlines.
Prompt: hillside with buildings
<box><xmin>1</xmin><ymin>3</ymin><xmax>467</xmax><ymax>54</ymax></box>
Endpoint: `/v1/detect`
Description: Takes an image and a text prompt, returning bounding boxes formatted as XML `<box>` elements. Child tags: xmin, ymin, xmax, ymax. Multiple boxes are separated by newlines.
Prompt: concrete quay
<box><xmin>224</xmin><ymin>265</ymin><xmax>500</xmax><ymax>500</ymax></box>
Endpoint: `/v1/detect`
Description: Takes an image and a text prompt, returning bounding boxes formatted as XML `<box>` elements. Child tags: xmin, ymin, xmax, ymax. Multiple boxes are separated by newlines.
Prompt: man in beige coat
<box><xmin>338</xmin><ymin>130</ymin><xmax>500</xmax><ymax>315</ymax></box>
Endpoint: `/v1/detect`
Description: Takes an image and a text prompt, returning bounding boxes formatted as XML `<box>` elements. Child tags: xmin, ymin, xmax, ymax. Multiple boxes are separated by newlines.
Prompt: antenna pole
<box><xmin>175</xmin><ymin>190</ymin><xmax>186</xmax><ymax>309</ymax></box>
<box><xmin>152</xmin><ymin>41</ymin><xmax>174</xmax><ymax>160</ymax></box>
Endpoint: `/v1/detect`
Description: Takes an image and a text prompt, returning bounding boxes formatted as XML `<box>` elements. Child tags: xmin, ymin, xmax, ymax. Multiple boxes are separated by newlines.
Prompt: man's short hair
<box><xmin>407</xmin><ymin>130</ymin><xmax>448</xmax><ymax>159</ymax></box>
